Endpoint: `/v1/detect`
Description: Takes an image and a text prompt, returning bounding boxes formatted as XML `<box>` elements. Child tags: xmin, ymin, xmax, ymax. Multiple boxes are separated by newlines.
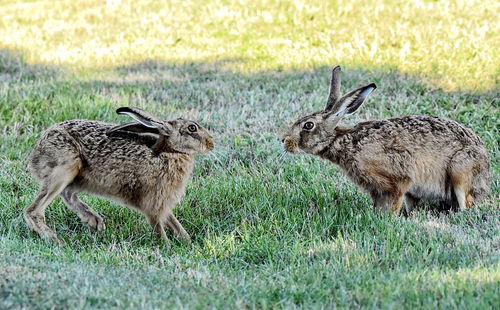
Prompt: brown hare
<box><xmin>282</xmin><ymin>66</ymin><xmax>491</xmax><ymax>215</ymax></box>
<box><xmin>25</xmin><ymin>107</ymin><xmax>214</xmax><ymax>245</ymax></box>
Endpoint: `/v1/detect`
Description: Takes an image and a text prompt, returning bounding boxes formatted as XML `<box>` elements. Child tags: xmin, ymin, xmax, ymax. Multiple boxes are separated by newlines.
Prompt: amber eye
<box><xmin>303</xmin><ymin>121</ymin><xmax>314</xmax><ymax>130</ymax></box>
<box><xmin>188</xmin><ymin>124</ymin><xmax>197</xmax><ymax>132</ymax></box>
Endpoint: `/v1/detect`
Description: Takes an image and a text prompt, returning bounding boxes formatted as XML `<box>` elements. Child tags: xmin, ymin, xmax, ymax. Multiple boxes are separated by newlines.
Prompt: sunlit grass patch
<box><xmin>1</xmin><ymin>0</ymin><xmax>499</xmax><ymax>90</ymax></box>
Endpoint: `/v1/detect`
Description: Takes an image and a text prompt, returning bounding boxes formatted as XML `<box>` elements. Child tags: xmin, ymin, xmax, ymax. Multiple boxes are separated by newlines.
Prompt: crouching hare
<box><xmin>282</xmin><ymin>66</ymin><xmax>491</xmax><ymax>215</ymax></box>
<box><xmin>25</xmin><ymin>107</ymin><xmax>214</xmax><ymax>245</ymax></box>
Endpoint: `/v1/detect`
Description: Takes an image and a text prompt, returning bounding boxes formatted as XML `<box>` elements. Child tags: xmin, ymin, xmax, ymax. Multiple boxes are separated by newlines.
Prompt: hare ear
<box><xmin>106</xmin><ymin>122</ymin><xmax>160</xmax><ymax>136</ymax></box>
<box><xmin>325</xmin><ymin>66</ymin><xmax>342</xmax><ymax>111</ymax></box>
<box><xmin>116</xmin><ymin>107</ymin><xmax>162</xmax><ymax>128</ymax></box>
<box><xmin>332</xmin><ymin>83</ymin><xmax>376</xmax><ymax>117</ymax></box>
<box><xmin>116</xmin><ymin>107</ymin><xmax>172</xmax><ymax>134</ymax></box>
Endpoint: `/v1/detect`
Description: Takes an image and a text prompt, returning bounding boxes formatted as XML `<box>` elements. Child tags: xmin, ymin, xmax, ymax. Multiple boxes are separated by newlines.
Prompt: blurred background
<box><xmin>1</xmin><ymin>0</ymin><xmax>498</xmax><ymax>90</ymax></box>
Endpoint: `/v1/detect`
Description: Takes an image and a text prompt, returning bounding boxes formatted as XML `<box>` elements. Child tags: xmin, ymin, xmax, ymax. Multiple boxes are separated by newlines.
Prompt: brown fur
<box><xmin>282</xmin><ymin>67</ymin><xmax>491</xmax><ymax>215</ymax></box>
<box><xmin>25</xmin><ymin>107</ymin><xmax>214</xmax><ymax>245</ymax></box>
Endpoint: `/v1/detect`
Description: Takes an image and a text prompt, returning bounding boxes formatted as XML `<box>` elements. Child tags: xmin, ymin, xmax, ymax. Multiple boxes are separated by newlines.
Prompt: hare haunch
<box><xmin>25</xmin><ymin>107</ymin><xmax>214</xmax><ymax>245</ymax></box>
<box><xmin>282</xmin><ymin>66</ymin><xmax>491</xmax><ymax>215</ymax></box>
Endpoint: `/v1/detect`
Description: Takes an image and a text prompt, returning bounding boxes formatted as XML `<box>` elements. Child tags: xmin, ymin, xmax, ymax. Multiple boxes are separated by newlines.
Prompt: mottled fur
<box><xmin>282</xmin><ymin>66</ymin><xmax>491</xmax><ymax>215</ymax></box>
<box><xmin>25</xmin><ymin>107</ymin><xmax>214</xmax><ymax>245</ymax></box>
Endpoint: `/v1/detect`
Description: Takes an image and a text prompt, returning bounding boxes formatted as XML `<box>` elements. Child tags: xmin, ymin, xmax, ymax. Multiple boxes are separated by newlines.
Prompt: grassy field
<box><xmin>1</xmin><ymin>0</ymin><xmax>499</xmax><ymax>308</ymax></box>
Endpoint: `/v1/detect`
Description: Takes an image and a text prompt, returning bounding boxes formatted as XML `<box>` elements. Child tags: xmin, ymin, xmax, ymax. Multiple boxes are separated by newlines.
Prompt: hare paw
<box><xmin>84</xmin><ymin>212</ymin><xmax>105</xmax><ymax>232</ymax></box>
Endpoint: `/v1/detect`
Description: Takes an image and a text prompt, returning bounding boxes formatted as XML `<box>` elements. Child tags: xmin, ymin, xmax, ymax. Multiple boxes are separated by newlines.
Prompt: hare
<box><xmin>282</xmin><ymin>66</ymin><xmax>491</xmax><ymax>215</ymax></box>
<box><xmin>24</xmin><ymin>107</ymin><xmax>214</xmax><ymax>245</ymax></box>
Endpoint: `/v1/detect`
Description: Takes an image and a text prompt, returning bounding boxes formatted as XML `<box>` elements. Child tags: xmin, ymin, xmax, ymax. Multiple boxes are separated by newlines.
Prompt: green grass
<box><xmin>1</xmin><ymin>0</ymin><xmax>499</xmax><ymax>309</ymax></box>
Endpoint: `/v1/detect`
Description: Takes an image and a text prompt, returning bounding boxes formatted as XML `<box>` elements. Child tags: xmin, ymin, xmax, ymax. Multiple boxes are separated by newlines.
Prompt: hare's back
<box><xmin>57</xmin><ymin>120</ymin><xmax>155</xmax><ymax>158</ymax></box>
<box><xmin>30</xmin><ymin>119</ymin><xmax>156</xmax><ymax>178</ymax></box>
<box><xmin>29</xmin><ymin>120</ymin><xmax>109</xmax><ymax>160</ymax></box>
<box><xmin>396</xmin><ymin>115</ymin><xmax>484</xmax><ymax>145</ymax></box>
<box><xmin>349</xmin><ymin>115</ymin><xmax>488</xmax><ymax>177</ymax></box>
<box><xmin>353</xmin><ymin>115</ymin><xmax>486</xmax><ymax>154</ymax></box>
<box><xmin>53</xmin><ymin>120</ymin><xmax>161</xmax><ymax>199</ymax></box>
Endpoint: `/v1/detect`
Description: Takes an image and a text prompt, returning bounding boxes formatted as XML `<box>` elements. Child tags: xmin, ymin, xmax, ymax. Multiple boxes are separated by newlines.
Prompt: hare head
<box><xmin>110</xmin><ymin>107</ymin><xmax>215</xmax><ymax>155</ymax></box>
<box><xmin>282</xmin><ymin>66</ymin><xmax>376</xmax><ymax>154</ymax></box>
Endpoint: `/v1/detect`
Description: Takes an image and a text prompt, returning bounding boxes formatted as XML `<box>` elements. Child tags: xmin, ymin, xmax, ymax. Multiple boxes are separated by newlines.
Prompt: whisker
<box><xmin>279</xmin><ymin>150</ymin><xmax>289</xmax><ymax>165</ymax></box>
<box><xmin>270</xmin><ymin>146</ymin><xmax>288</xmax><ymax>166</ymax></box>
<box><xmin>204</xmin><ymin>148</ymin><xmax>225</xmax><ymax>167</ymax></box>
<box><xmin>272</xmin><ymin>149</ymin><xmax>288</xmax><ymax>166</ymax></box>
<box><xmin>270</xmin><ymin>151</ymin><xmax>282</xmax><ymax>164</ymax></box>
<box><xmin>210</xmin><ymin>150</ymin><xmax>225</xmax><ymax>166</ymax></box>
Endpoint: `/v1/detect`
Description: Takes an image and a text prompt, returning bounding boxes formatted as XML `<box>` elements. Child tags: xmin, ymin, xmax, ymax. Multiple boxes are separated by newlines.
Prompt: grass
<box><xmin>0</xmin><ymin>0</ymin><xmax>499</xmax><ymax>309</ymax></box>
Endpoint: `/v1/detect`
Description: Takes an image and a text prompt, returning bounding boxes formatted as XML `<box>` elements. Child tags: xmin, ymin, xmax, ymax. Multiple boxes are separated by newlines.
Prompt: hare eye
<box><xmin>188</xmin><ymin>124</ymin><xmax>197</xmax><ymax>132</ymax></box>
<box><xmin>303</xmin><ymin>122</ymin><xmax>314</xmax><ymax>130</ymax></box>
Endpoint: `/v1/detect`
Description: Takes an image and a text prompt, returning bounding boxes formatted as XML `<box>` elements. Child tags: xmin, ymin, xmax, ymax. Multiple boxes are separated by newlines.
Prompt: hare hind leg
<box><xmin>450</xmin><ymin>173</ymin><xmax>472</xmax><ymax>211</ymax></box>
<box><xmin>449</xmin><ymin>149</ymin><xmax>482</xmax><ymax>211</ymax></box>
<box><xmin>60</xmin><ymin>187</ymin><xmax>105</xmax><ymax>231</ymax></box>
<box><xmin>403</xmin><ymin>193</ymin><xmax>420</xmax><ymax>216</ymax></box>
<box><xmin>24</xmin><ymin>160</ymin><xmax>81</xmax><ymax>245</ymax></box>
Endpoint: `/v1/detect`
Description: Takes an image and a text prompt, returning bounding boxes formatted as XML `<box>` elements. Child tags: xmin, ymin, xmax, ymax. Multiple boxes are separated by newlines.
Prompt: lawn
<box><xmin>0</xmin><ymin>0</ymin><xmax>499</xmax><ymax>308</ymax></box>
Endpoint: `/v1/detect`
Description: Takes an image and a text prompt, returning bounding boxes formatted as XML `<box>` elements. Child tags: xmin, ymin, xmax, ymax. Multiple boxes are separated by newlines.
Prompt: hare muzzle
<box><xmin>283</xmin><ymin>136</ymin><xmax>299</xmax><ymax>153</ymax></box>
<box><xmin>203</xmin><ymin>137</ymin><xmax>215</xmax><ymax>151</ymax></box>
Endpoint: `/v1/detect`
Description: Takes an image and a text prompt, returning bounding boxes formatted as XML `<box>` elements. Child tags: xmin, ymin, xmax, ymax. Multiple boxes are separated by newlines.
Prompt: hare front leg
<box><xmin>143</xmin><ymin>202</ymin><xmax>189</xmax><ymax>243</ymax></box>
<box><xmin>370</xmin><ymin>182</ymin><xmax>410</xmax><ymax>215</ymax></box>
<box><xmin>146</xmin><ymin>214</ymin><xmax>168</xmax><ymax>241</ymax></box>
<box><xmin>371</xmin><ymin>191</ymin><xmax>389</xmax><ymax>209</ymax></box>
<box><xmin>165</xmin><ymin>213</ymin><xmax>191</xmax><ymax>243</ymax></box>
<box><xmin>387</xmin><ymin>192</ymin><xmax>406</xmax><ymax>215</ymax></box>
<box><xmin>147</xmin><ymin>213</ymin><xmax>191</xmax><ymax>243</ymax></box>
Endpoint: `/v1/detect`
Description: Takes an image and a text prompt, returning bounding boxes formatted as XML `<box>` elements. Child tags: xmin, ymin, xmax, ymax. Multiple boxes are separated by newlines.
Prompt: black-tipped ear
<box><xmin>331</xmin><ymin>83</ymin><xmax>376</xmax><ymax>117</ymax></box>
<box><xmin>106</xmin><ymin>122</ymin><xmax>161</xmax><ymax>136</ymax></box>
<box><xmin>325</xmin><ymin>66</ymin><xmax>342</xmax><ymax>111</ymax></box>
<box><xmin>116</xmin><ymin>107</ymin><xmax>163</xmax><ymax>129</ymax></box>
<box><xmin>107</xmin><ymin>121</ymin><xmax>167</xmax><ymax>154</ymax></box>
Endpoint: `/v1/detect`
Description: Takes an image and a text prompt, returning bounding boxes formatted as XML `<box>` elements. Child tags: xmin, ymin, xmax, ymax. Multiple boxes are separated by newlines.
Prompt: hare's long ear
<box><xmin>116</xmin><ymin>107</ymin><xmax>172</xmax><ymax>134</ymax></box>
<box><xmin>106</xmin><ymin>122</ymin><xmax>160</xmax><ymax>136</ymax></box>
<box><xmin>325</xmin><ymin>66</ymin><xmax>342</xmax><ymax>111</ymax></box>
<box><xmin>330</xmin><ymin>83</ymin><xmax>376</xmax><ymax>117</ymax></box>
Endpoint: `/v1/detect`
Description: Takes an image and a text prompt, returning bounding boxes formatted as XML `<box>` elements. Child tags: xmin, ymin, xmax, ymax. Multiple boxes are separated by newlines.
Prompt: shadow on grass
<box><xmin>0</xmin><ymin>49</ymin><xmax>63</xmax><ymax>82</ymax></box>
<box><xmin>1</xmin><ymin>49</ymin><xmax>498</xmax><ymax>269</ymax></box>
